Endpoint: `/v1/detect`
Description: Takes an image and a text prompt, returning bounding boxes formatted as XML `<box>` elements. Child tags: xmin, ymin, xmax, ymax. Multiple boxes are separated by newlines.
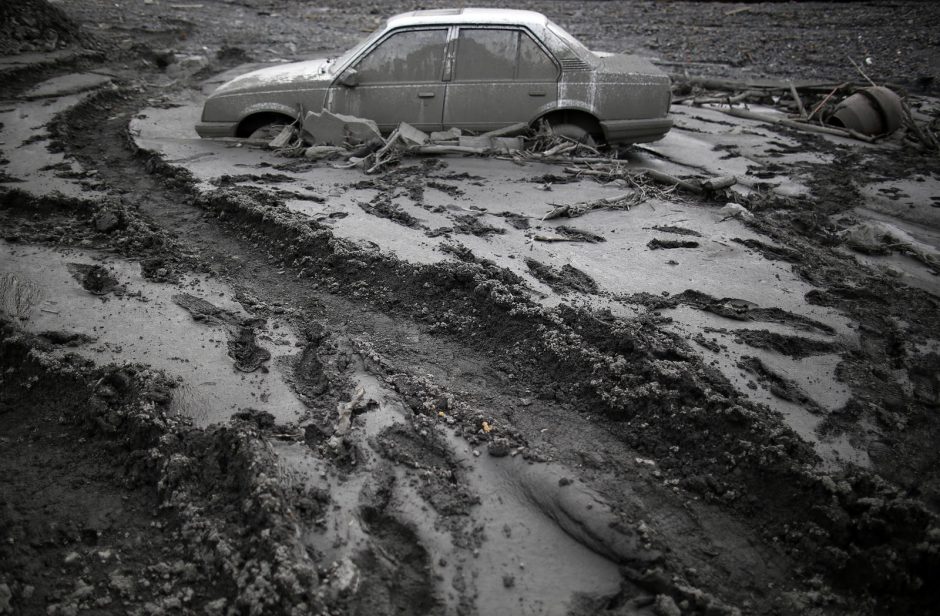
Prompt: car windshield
<box><xmin>545</xmin><ymin>20</ymin><xmax>592</xmax><ymax>57</ymax></box>
<box><xmin>329</xmin><ymin>26</ymin><xmax>387</xmax><ymax>74</ymax></box>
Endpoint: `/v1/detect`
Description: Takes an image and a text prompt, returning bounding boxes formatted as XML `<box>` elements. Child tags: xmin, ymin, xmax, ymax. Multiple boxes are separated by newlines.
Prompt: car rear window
<box><xmin>354</xmin><ymin>29</ymin><xmax>448</xmax><ymax>83</ymax></box>
<box><xmin>455</xmin><ymin>28</ymin><xmax>557</xmax><ymax>82</ymax></box>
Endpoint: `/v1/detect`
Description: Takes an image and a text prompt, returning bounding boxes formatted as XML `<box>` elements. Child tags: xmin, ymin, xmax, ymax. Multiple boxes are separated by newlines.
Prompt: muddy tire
<box><xmin>549</xmin><ymin>122</ymin><xmax>598</xmax><ymax>147</ymax></box>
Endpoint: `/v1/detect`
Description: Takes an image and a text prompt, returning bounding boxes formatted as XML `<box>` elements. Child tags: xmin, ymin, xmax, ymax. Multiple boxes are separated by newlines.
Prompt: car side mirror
<box><xmin>338</xmin><ymin>69</ymin><xmax>359</xmax><ymax>88</ymax></box>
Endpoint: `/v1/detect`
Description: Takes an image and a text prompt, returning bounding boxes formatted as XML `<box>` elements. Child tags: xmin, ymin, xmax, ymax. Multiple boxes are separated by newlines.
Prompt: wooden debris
<box><xmin>480</xmin><ymin>122</ymin><xmax>529</xmax><ymax>139</ymax></box>
<box><xmin>267</xmin><ymin>125</ymin><xmax>295</xmax><ymax>149</ymax></box>
<box><xmin>717</xmin><ymin>107</ymin><xmax>876</xmax><ymax>143</ymax></box>
<box><xmin>789</xmin><ymin>81</ymin><xmax>807</xmax><ymax>119</ymax></box>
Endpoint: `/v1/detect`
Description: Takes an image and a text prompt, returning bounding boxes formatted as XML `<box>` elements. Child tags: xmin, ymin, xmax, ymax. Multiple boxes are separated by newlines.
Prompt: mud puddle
<box><xmin>0</xmin><ymin>240</ymin><xmax>304</xmax><ymax>426</ymax></box>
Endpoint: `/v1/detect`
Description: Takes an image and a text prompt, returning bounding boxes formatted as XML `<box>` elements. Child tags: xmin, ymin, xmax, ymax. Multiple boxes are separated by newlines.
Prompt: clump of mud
<box><xmin>648</xmin><ymin>238</ymin><xmax>700</xmax><ymax>250</ymax></box>
<box><xmin>67</xmin><ymin>262</ymin><xmax>122</xmax><ymax>295</ymax></box>
<box><xmin>526</xmin><ymin>258</ymin><xmax>599</xmax><ymax>295</ymax></box>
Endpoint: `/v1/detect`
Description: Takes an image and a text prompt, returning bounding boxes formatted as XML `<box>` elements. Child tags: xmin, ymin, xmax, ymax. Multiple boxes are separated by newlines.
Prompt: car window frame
<box><xmin>447</xmin><ymin>25</ymin><xmax>560</xmax><ymax>83</ymax></box>
<box><xmin>332</xmin><ymin>26</ymin><xmax>451</xmax><ymax>85</ymax></box>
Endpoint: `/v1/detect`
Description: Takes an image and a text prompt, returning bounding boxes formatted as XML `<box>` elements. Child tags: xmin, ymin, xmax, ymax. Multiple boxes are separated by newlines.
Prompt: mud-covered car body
<box><xmin>196</xmin><ymin>8</ymin><xmax>672</xmax><ymax>144</ymax></box>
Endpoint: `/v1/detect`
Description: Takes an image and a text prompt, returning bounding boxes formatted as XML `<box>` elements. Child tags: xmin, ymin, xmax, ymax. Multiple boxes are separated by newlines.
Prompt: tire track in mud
<box><xmin>13</xmin><ymin>79</ymin><xmax>937</xmax><ymax>613</ymax></box>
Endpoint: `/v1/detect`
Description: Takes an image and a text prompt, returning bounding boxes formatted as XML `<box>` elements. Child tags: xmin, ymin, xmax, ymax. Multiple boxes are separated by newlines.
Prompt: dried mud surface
<box><xmin>2</xmin><ymin>1</ymin><xmax>940</xmax><ymax>616</ymax></box>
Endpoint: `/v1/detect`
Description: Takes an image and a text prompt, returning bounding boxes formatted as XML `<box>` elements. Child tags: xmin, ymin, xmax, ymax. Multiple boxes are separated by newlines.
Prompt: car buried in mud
<box><xmin>196</xmin><ymin>8</ymin><xmax>673</xmax><ymax>145</ymax></box>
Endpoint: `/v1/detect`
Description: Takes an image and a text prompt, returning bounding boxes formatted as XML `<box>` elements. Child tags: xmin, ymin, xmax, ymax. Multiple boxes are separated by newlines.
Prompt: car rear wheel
<box><xmin>549</xmin><ymin>122</ymin><xmax>598</xmax><ymax>147</ymax></box>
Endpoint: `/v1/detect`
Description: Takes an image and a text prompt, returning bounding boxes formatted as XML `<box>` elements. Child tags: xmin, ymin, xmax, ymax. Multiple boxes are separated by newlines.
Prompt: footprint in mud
<box><xmin>351</xmin><ymin>466</ymin><xmax>437</xmax><ymax>616</ymax></box>
<box><xmin>374</xmin><ymin>424</ymin><xmax>477</xmax><ymax>516</ymax></box>
<box><xmin>66</xmin><ymin>262</ymin><xmax>122</xmax><ymax>296</ymax></box>
<box><xmin>227</xmin><ymin>326</ymin><xmax>271</xmax><ymax>372</ymax></box>
<box><xmin>0</xmin><ymin>271</ymin><xmax>43</xmax><ymax>318</ymax></box>
<box><xmin>291</xmin><ymin>341</ymin><xmax>331</xmax><ymax>399</ymax></box>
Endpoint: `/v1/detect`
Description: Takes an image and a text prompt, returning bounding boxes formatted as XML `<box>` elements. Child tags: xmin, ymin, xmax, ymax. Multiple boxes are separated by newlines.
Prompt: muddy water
<box><xmin>0</xmin><ymin>242</ymin><xmax>305</xmax><ymax>426</ymax></box>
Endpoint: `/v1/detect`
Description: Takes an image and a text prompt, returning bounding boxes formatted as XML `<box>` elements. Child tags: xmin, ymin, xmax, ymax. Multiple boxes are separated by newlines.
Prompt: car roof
<box><xmin>386</xmin><ymin>8</ymin><xmax>550</xmax><ymax>30</ymax></box>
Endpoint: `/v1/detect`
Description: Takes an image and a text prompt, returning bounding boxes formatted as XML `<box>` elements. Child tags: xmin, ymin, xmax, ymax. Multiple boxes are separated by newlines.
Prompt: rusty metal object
<box><xmin>828</xmin><ymin>86</ymin><xmax>903</xmax><ymax>135</ymax></box>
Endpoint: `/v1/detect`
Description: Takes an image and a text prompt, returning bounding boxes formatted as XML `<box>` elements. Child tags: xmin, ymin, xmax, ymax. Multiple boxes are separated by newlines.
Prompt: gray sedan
<box><xmin>196</xmin><ymin>8</ymin><xmax>672</xmax><ymax>144</ymax></box>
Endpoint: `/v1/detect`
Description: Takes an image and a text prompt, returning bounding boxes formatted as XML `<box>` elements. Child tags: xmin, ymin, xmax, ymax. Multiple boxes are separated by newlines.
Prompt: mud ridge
<box><xmin>733</xmin><ymin>329</ymin><xmax>840</xmax><ymax>359</ymax></box>
<box><xmin>1</xmin><ymin>186</ymin><xmax>186</xmax><ymax>283</ymax></box>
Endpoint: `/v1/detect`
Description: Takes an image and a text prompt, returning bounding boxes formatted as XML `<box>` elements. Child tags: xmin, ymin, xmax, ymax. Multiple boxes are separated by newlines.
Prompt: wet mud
<box><xmin>3</xmin><ymin>1</ymin><xmax>940</xmax><ymax>615</ymax></box>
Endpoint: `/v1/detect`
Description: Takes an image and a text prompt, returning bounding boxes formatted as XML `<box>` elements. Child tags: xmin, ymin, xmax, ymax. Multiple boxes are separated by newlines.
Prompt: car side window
<box><xmin>455</xmin><ymin>28</ymin><xmax>557</xmax><ymax>82</ymax></box>
<box><xmin>354</xmin><ymin>29</ymin><xmax>447</xmax><ymax>83</ymax></box>
<box><xmin>517</xmin><ymin>32</ymin><xmax>557</xmax><ymax>80</ymax></box>
<box><xmin>455</xmin><ymin>29</ymin><xmax>517</xmax><ymax>81</ymax></box>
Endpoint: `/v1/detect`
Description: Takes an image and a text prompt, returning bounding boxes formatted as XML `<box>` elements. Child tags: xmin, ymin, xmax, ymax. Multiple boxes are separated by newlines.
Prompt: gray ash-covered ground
<box><xmin>2</xmin><ymin>1</ymin><xmax>940</xmax><ymax>615</ymax></box>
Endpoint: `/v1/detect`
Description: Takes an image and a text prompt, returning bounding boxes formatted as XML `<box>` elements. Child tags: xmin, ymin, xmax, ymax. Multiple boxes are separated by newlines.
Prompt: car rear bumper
<box><xmin>600</xmin><ymin>117</ymin><xmax>673</xmax><ymax>144</ymax></box>
<box><xmin>195</xmin><ymin>121</ymin><xmax>238</xmax><ymax>139</ymax></box>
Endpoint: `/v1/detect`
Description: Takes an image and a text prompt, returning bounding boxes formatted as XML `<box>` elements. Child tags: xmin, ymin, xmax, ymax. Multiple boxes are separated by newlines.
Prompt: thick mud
<box><xmin>2</xmin><ymin>1</ymin><xmax>940</xmax><ymax>615</ymax></box>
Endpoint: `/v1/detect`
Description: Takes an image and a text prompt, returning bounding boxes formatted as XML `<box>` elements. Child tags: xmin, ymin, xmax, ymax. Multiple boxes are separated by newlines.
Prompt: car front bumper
<box><xmin>195</xmin><ymin>121</ymin><xmax>238</xmax><ymax>139</ymax></box>
<box><xmin>600</xmin><ymin>117</ymin><xmax>673</xmax><ymax>144</ymax></box>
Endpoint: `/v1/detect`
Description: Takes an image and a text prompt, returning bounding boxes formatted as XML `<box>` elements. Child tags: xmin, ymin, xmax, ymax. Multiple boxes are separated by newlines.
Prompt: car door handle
<box><xmin>417</xmin><ymin>92</ymin><xmax>436</xmax><ymax>99</ymax></box>
<box><xmin>528</xmin><ymin>91</ymin><xmax>546</xmax><ymax>97</ymax></box>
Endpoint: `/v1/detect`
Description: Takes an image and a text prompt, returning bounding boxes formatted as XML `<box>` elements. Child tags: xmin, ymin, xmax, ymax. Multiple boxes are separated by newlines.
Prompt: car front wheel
<box><xmin>248</xmin><ymin>122</ymin><xmax>289</xmax><ymax>141</ymax></box>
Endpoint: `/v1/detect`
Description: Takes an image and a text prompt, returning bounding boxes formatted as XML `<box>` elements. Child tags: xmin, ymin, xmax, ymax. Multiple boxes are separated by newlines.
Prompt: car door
<box><xmin>329</xmin><ymin>28</ymin><xmax>448</xmax><ymax>132</ymax></box>
<box><xmin>443</xmin><ymin>27</ymin><xmax>559</xmax><ymax>132</ymax></box>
